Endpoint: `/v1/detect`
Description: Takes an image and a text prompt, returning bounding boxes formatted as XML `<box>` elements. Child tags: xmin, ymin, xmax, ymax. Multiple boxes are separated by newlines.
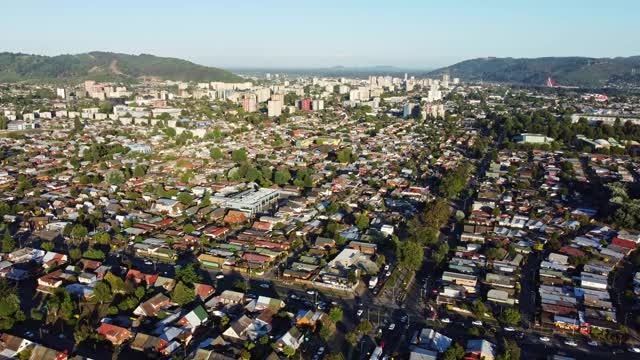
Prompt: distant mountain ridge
<box><xmin>0</xmin><ymin>51</ymin><xmax>243</xmax><ymax>83</ymax></box>
<box><xmin>426</xmin><ymin>56</ymin><xmax>640</xmax><ymax>87</ymax></box>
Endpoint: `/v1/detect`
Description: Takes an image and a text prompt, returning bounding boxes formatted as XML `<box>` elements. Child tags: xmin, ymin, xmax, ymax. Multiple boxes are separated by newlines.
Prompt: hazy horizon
<box><xmin>2</xmin><ymin>0</ymin><xmax>639</xmax><ymax>69</ymax></box>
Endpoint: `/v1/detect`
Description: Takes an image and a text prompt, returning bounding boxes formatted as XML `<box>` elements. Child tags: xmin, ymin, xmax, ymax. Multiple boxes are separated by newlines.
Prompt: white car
<box><xmin>144</xmin><ymin>260</ymin><xmax>153</xmax><ymax>265</ymax></box>
<box><xmin>290</xmin><ymin>294</ymin><xmax>299</xmax><ymax>300</ymax></box>
<box><xmin>317</xmin><ymin>347</ymin><xmax>325</xmax><ymax>354</ymax></box>
<box><xmin>306</xmin><ymin>289</ymin><xmax>316</xmax><ymax>295</ymax></box>
<box><xmin>629</xmin><ymin>347</ymin><xmax>640</xmax><ymax>353</ymax></box>
<box><xmin>215</xmin><ymin>274</ymin><xmax>224</xmax><ymax>279</ymax></box>
<box><xmin>564</xmin><ymin>340</ymin><xmax>577</xmax><ymax>347</ymax></box>
<box><xmin>503</xmin><ymin>327</ymin><xmax>516</xmax><ymax>332</ymax></box>
<box><xmin>441</xmin><ymin>318</ymin><xmax>451</xmax><ymax>323</ymax></box>
<box><xmin>356</xmin><ymin>309</ymin><xmax>364</xmax><ymax>317</ymax></box>
<box><xmin>388</xmin><ymin>323</ymin><xmax>396</xmax><ymax>331</ymax></box>
<box><xmin>587</xmin><ymin>341</ymin><xmax>598</xmax><ymax>347</ymax></box>
<box><xmin>539</xmin><ymin>337</ymin><xmax>551</xmax><ymax>342</ymax></box>
<box><xmin>472</xmin><ymin>320</ymin><xmax>483</xmax><ymax>326</ymax></box>
<box><xmin>385</xmin><ymin>271</ymin><xmax>391</xmax><ymax>277</ymax></box>
<box><xmin>259</xmin><ymin>283</ymin><xmax>270</xmax><ymax>288</ymax></box>
<box><xmin>384</xmin><ymin>265</ymin><xmax>390</xmax><ymax>271</ymax></box>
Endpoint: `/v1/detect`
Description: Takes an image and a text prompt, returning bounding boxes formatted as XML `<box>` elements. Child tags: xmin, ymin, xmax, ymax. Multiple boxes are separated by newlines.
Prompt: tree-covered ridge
<box><xmin>427</xmin><ymin>56</ymin><xmax>640</xmax><ymax>87</ymax></box>
<box><xmin>0</xmin><ymin>51</ymin><xmax>243</xmax><ymax>83</ymax></box>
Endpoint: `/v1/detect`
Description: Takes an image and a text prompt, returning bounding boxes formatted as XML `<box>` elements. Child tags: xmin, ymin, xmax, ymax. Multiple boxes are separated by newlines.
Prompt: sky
<box><xmin>1</xmin><ymin>0</ymin><xmax>638</xmax><ymax>69</ymax></box>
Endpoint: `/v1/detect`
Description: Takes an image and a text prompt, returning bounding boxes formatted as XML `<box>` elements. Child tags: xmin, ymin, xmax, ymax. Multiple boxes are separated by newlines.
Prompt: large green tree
<box><xmin>1</xmin><ymin>229</ymin><xmax>15</xmax><ymax>253</ymax></box>
<box><xmin>171</xmin><ymin>281</ymin><xmax>195</xmax><ymax>306</ymax></box>
<box><xmin>398</xmin><ymin>241</ymin><xmax>424</xmax><ymax>271</ymax></box>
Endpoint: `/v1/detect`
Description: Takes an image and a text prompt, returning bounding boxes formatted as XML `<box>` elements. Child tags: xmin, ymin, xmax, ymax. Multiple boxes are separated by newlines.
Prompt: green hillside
<box><xmin>426</xmin><ymin>56</ymin><xmax>640</xmax><ymax>88</ymax></box>
<box><xmin>0</xmin><ymin>51</ymin><xmax>243</xmax><ymax>83</ymax></box>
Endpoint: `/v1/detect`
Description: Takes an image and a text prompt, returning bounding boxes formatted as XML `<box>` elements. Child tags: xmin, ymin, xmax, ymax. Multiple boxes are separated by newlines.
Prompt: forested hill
<box><xmin>0</xmin><ymin>51</ymin><xmax>243</xmax><ymax>83</ymax></box>
<box><xmin>427</xmin><ymin>56</ymin><xmax>640</xmax><ymax>88</ymax></box>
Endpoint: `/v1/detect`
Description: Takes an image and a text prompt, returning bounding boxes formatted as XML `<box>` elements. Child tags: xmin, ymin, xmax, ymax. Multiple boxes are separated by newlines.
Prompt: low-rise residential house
<box><xmin>464</xmin><ymin>339</ymin><xmax>496</xmax><ymax>360</ymax></box>
<box><xmin>275</xmin><ymin>326</ymin><xmax>304</xmax><ymax>352</ymax></box>
<box><xmin>0</xmin><ymin>333</ymin><xmax>33</xmax><ymax>358</ymax></box>
<box><xmin>222</xmin><ymin>315</ymin><xmax>260</xmax><ymax>343</ymax></box>
<box><xmin>97</xmin><ymin>322</ymin><xmax>133</xmax><ymax>345</ymax></box>
<box><xmin>134</xmin><ymin>293</ymin><xmax>171</xmax><ymax>317</ymax></box>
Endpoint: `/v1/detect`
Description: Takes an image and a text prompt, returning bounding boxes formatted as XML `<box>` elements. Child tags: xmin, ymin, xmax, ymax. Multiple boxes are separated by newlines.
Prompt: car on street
<box><xmin>317</xmin><ymin>347</ymin><xmax>325</xmax><ymax>355</ymax></box>
<box><xmin>400</xmin><ymin>315</ymin><xmax>408</xmax><ymax>323</ymax></box>
<box><xmin>306</xmin><ymin>289</ymin><xmax>316</xmax><ymax>295</ymax></box>
<box><xmin>215</xmin><ymin>274</ymin><xmax>224</xmax><ymax>279</ymax></box>
<box><xmin>539</xmin><ymin>337</ymin><xmax>551</xmax><ymax>342</ymax></box>
<box><xmin>259</xmin><ymin>283</ymin><xmax>270</xmax><ymax>288</ymax></box>
<box><xmin>503</xmin><ymin>327</ymin><xmax>516</xmax><ymax>332</ymax></box>
<box><xmin>24</xmin><ymin>331</ymin><xmax>34</xmax><ymax>339</ymax></box>
<box><xmin>356</xmin><ymin>309</ymin><xmax>364</xmax><ymax>317</ymax></box>
<box><xmin>472</xmin><ymin>320</ymin><xmax>483</xmax><ymax>326</ymax></box>
<box><xmin>144</xmin><ymin>260</ymin><xmax>153</xmax><ymax>265</ymax></box>
<box><xmin>587</xmin><ymin>341</ymin><xmax>599</xmax><ymax>347</ymax></box>
<box><xmin>290</xmin><ymin>294</ymin><xmax>298</xmax><ymax>300</ymax></box>
<box><xmin>629</xmin><ymin>347</ymin><xmax>640</xmax><ymax>353</ymax></box>
<box><xmin>388</xmin><ymin>323</ymin><xmax>395</xmax><ymax>331</ymax></box>
<box><xmin>564</xmin><ymin>340</ymin><xmax>578</xmax><ymax>347</ymax></box>
<box><xmin>384</xmin><ymin>265</ymin><xmax>390</xmax><ymax>271</ymax></box>
<box><xmin>385</xmin><ymin>271</ymin><xmax>391</xmax><ymax>277</ymax></box>
<box><xmin>441</xmin><ymin>318</ymin><xmax>451</xmax><ymax>323</ymax></box>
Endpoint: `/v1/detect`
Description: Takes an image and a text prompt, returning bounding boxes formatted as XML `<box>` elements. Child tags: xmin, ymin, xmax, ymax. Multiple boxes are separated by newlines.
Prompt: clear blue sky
<box><xmin>2</xmin><ymin>0</ymin><xmax>638</xmax><ymax>69</ymax></box>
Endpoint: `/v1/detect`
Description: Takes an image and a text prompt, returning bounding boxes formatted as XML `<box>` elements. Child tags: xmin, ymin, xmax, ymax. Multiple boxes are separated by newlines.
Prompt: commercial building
<box><xmin>211</xmin><ymin>188</ymin><xmax>279</xmax><ymax>216</ymax></box>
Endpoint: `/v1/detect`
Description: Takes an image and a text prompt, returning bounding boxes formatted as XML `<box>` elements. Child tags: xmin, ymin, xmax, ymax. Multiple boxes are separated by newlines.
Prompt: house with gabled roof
<box><xmin>126</xmin><ymin>269</ymin><xmax>159</xmax><ymax>287</ymax></box>
<box><xmin>177</xmin><ymin>305</ymin><xmax>208</xmax><ymax>330</ymax></box>
<box><xmin>275</xmin><ymin>326</ymin><xmax>304</xmax><ymax>352</ymax></box>
<box><xmin>37</xmin><ymin>269</ymin><xmax>64</xmax><ymax>293</ymax></box>
<box><xmin>0</xmin><ymin>333</ymin><xmax>33</xmax><ymax>358</ymax></box>
<box><xmin>130</xmin><ymin>333</ymin><xmax>169</xmax><ymax>354</ymax></box>
<box><xmin>134</xmin><ymin>293</ymin><xmax>171</xmax><ymax>317</ymax></box>
<box><xmin>222</xmin><ymin>315</ymin><xmax>259</xmax><ymax>343</ymax></box>
<box><xmin>97</xmin><ymin>322</ymin><xmax>133</xmax><ymax>345</ymax></box>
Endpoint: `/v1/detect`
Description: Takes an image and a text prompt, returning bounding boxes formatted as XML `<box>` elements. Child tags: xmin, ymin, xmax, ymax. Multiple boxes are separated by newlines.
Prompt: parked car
<box><xmin>306</xmin><ymin>289</ymin><xmax>316</xmax><ymax>295</ymax></box>
<box><xmin>259</xmin><ymin>283</ymin><xmax>270</xmax><ymax>288</ymax></box>
<box><xmin>503</xmin><ymin>327</ymin><xmax>516</xmax><ymax>332</ymax></box>
<box><xmin>441</xmin><ymin>318</ymin><xmax>451</xmax><ymax>323</ymax></box>
<box><xmin>629</xmin><ymin>347</ymin><xmax>640</xmax><ymax>353</ymax></box>
<box><xmin>472</xmin><ymin>320</ymin><xmax>483</xmax><ymax>326</ymax></box>
<box><xmin>539</xmin><ymin>337</ymin><xmax>551</xmax><ymax>342</ymax></box>
<box><xmin>356</xmin><ymin>309</ymin><xmax>364</xmax><ymax>317</ymax></box>
<box><xmin>215</xmin><ymin>274</ymin><xmax>224</xmax><ymax>280</ymax></box>
<box><xmin>564</xmin><ymin>340</ymin><xmax>578</xmax><ymax>347</ymax></box>
<box><xmin>388</xmin><ymin>323</ymin><xmax>396</xmax><ymax>331</ymax></box>
<box><xmin>587</xmin><ymin>341</ymin><xmax>599</xmax><ymax>347</ymax></box>
<box><xmin>384</xmin><ymin>264</ymin><xmax>390</xmax><ymax>271</ymax></box>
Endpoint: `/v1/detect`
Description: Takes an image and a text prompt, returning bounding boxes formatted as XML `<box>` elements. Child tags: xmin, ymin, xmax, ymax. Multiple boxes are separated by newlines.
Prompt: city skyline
<box><xmin>2</xmin><ymin>0</ymin><xmax>639</xmax><ymax>68</ymax></box>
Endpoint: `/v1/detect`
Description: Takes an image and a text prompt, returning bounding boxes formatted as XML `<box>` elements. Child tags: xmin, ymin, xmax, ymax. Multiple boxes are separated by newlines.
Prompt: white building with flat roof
<box><xmin>211</xmin><ymin>188</ymin><xmax>279</xmax><ymax>216</ymax></box>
